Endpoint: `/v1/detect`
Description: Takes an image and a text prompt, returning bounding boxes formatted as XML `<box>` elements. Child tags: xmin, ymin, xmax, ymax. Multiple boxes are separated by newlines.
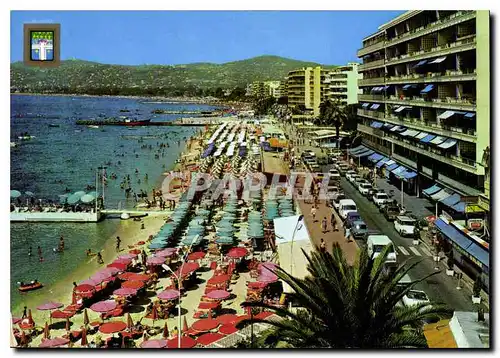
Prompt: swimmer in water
<box><xmin>96</xmin><ymin>252</ymin><xmax>104</xmax><ymax>264</ymax></box>
<box><xmin>28</xmin><ymin>246</ymin><xmax>32</xmax><ymax>257</ymax></box>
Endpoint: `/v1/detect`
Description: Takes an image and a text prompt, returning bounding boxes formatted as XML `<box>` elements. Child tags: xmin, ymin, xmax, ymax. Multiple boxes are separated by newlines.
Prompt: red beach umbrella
<box><xmin>113</xmin><ymin>287</ymin><xmax>137</xmax><ymax>297</ymax></box>
<box><xmin>114</xmin><ymin>257</ymin><xmax>133</xmax><ymax>265</ymax></box>
<box><xmin>43</xmin><ymin>322</ymin><xmax>50</xmax><ymax>339</ymax></box>
<box><xmin>90</xmin><ymin>271</ymin><xmax>111</xmax><ymax>283</ymax></box>
<box><xmin>12</xmin><ymin>317</ymin><xmax>22</xmax><ymax>325</ymax></box>
<box><xmin>107</xmin><ymin>262</ymin><xmax>128</xmax><ymax>271</ymax></box>
<box><xmin>122</xmin><ymin>280</ymin><xmax>144</xmax><ymax>290</ymax></box>
<box><xmin>37</xmin><ymin>302</ymin><xmax>64</xmax><ymax>311</ymax></box>
<box><xmin>99</xmin><ymin>321</ymin><xmax>127</xmax><ymax>334</ymax></box>
<box><xmin>205</xmin><ymin>290</ymin><xmax>230</xmax><ymax>300</ymax></box>
<box><xmin>79</xmin><ymin>279</ymin><xmax>98</xmax><ymax>287</ymax></box>
<box><xmin>118</xmin><ymin>253</ymin><xmax>137</xmax><ymax>260</ymax></box>
<box><xmin>191</xmin><ymin>318</ymin><xmax>219</xmax><ymax>333</ymax></box>
<box><xmin>81</xmin><ymin>327</ymin><xmax>88</xmax><ymax>346</ymax></box>
<box><xmin>196</xmin><ymin>332</ymin><xmax>224</xmax><ymax>346</ymax></box>
<box><xmin>216</xmin><ymin>314</ymin><xmax>238</xmax><ymax>326</ymax></box>
<box><xmin>146</xmin><ymin>256</ymin><xmax>165</xmax><ymax>266</ymax></box>
<box><xmin>39</xmin><ymin>337</ymin><xmax>70</xmax><ymax>348</ymax></box>
<box><xmin>118</xmin><ymin>272</ymin><xmax>150</xmax><ymax>281</ymax></box>
<box><xmin>51</xmin><ymin>310</ymin><xmax>74</xmax><ymax>320</ymax></box>
<box><xmin>156</xmin><ymin>248</ymin><xmax>177</xmax><ymax>257</ymax></box>
<box><xmin>74</xmin><ymin>284</ymin><xmax>96</xmax><ymax>298</ymax></box>
<box><xmin>163</xmin><ymin>321</ymin><xmax>169</xmax><ymax>339</ymax></box>
<box><xmin>129</xmin><ymin>249</ymin><xmax>141</xmax><ymax>255</ymax></box>
<box><xmin>175</xmin><ymin>262</ymin><xmax>200</xmax><ymax>277</ymax></box>
<box><xmin>83</xmin><ymin>309</ymin><xmax>90</xmax><ymax>326</ymax></box>
<box><xmin>207</xmin><ymin>274</ymin><xmax>230</xmax><ymax>285</ymax></box>
<box><xmin>187</xmin><ymin>251</ymin><xmax>206</xmax><ymax>261</ymax></box>
<box><xmin>257</xmin><ymin>274</ymin><xmax>278</xmax><ymax>283</ymax></box>
<box><xmin>219</xmin><ymin>324</ymin><xmax>239</xmax><ymax>335</ymax></box>
<box><xmin>126</xmin><ymin>313</ymin><xmax>133</xmax><ymax>329</ymax></box>
<box><xmin>157</xmin><ymin>289</ymin><xmax>180</xmax><ymax>301</ymax></box>
<box><xmin>227</xmin><ymin>247</ymin><xmax>248</xmax><ymax>259</ymax></box>
<box><xmin>90</xmin><ymin>300</ymin><xmax>117</xmax><ymax>313</ymax></box>
<box><xmin>182</xmin><ymin>316</ymin><xmax>189</xmax><ymax>333</ymax></box>
<box><xmin>166</xmin><ymin>336</ymin><xmax>196</xmax><ymax>349</ymax></box>
<box><xmin>140</xmin><ymin>339</ymin><xmax>167</xmax><ymax>348</ymax></box>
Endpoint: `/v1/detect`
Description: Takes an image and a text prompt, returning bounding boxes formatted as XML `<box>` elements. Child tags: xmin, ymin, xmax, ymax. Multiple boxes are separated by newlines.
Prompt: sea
<box><xmin>10</xmin><ymin>94</ymin><xmax>218</xmax><ymax>309</ymax></box>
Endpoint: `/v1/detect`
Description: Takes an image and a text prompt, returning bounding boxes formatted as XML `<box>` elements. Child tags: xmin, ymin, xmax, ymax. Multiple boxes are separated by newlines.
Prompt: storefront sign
<box><xmin>467</xmin><ymin>218</ymin><xmax>484</xmax><ymax>230</ymax></box>
<box><xmin>460</xmin><ymin>196</ymin><xmax>478</xmax><ymax>204</ymax></box>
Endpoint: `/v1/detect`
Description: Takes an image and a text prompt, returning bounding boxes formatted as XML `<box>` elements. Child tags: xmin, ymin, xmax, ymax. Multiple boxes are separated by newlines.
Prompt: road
<box><xmin>336</xmin><ymin>172</ymin><xmax>475</xmax><ymax>311</ymax></box>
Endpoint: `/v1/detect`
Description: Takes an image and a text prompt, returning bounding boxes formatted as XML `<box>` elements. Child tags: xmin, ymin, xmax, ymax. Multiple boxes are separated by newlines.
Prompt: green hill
<box><xmin>10</xmin><ymin>55</ymin><xmax>335</xmax><ymax>97</ymax></box>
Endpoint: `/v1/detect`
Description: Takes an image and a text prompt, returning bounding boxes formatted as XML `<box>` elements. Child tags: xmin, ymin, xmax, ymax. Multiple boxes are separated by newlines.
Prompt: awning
<box><xmin>383</xmin><ymin>159</ymin><xmax>396</xmax><ymax>167</ymax></box>
<box><xmin>429</xmin><ymin>56</ymin><xmax>447</xmax><ymax>64</ymax></box>
<box><xmin>370</xmin><ymin>103</ymin><xmax>381</xmax><ymax>110</ymax></box>
<box><xmin>430</xmin><ymin>136</ymin><xmax>447</xmax><ymax>145</ymax></box>
<box><xmin>382</xmin><ymin>123</ymin><xmax>394</xmax><ymax>130</ymax></box>
<box><xmin>466</xmin><ymin>243</ymin><xmax>489</xmax><ymax>268</ymax></box>
<box><xmin>403</xmin><ymin>171</ymin><xmax>417</xmax><ymax>179</ymax></box>
<box><xmin>386</xmin><ymin>163</ymin><xmax>399</xmax><ymax>171</ymax></box>
<box><xmin>415</xmin><ymin>132</ymin><xmax>429</xmax><ymax>140</ymax></box>
<box><xmin>438</xmin><ymin>139</ymin><xmax>458</xmax><ymax>149</ymax></box>
<box><xmin>420</xmin><ymin>134</ymin><xmax>436</xmax><ymax>143</ymax></box>
<box><xmin>437</xmin><ymin>110</ymin><xmax>456</xmax><ymax>120</ymax></box>
<box><xmin>464</xmin><ymin>112</ymin><xmax>476</xmax><ymax>118</ymax></box>
<box><xmin>430</xmin><ymin>189</ymin><xmax>452</xmax><ymax>201</ymax></box>
<box><xmin>349</xmin><ymin>145</ymin><xmax>368</xmax><ymax>154</ymax></box>
<box><xmin>395</xmin><ymin>126</ymin><xmax>407</xmax><ymax>132</ymax></box>
<box><xmin>413</xmin><ymin>60</ymin><xmax>427</xmax><ymax>67</ymax></box>
<box><xmin>400</xmin><ymin>129</ymin><xmax>420</xmax><ymax>137</ymax></box>
<box><xmin>394</xmin><ymin>106</ymin><xmax>410</xmax><ymax>113</ymax></box>
<box><xmin>390</xmin><ymin>125</ymin><xmax>402</xmax><ymax>132</ymax></box>
<box><xmin>423</xmin><ymin>184</ymin><xmax>442</xmax><ymax>196</ymax></box>
<box><xmin>371</xmin><ymin>87</ymin><xmax>383</xmax><ymax>93</ymax></box>
<box><xmin>353</xmin><ymin>149</ymin><xmax>374</xmax><ymax>158</ymax></box>
<box><xmin>348</xmin><ymin>145</ymin><xmax>364</xmax><ymax>153</ymax></box>
<box><xmin>402</xmin><ymin>84</ymin><xmax>416</xmax><ymax>90</ymax></box>
<box><xmin>370</xmin><ymin>121</ymin><xmax>384</xmax><ymax>128</ymax></box>
<box><xmin>368</xmin><ymin>153</ymin><xmax>384</xmax><ymax>162</ymax></box>
<box><xmin>440</xmin><ymin>193</ymin><xmax>461</xmax><ymax>207</ymax></box>
<box><xmin>382</xmin><ymin>85</ymin><xmax>390</xmax><ymax>90</ymax></box>
<box><xmin>421</xmin><ymin>84</ymin><xmax>434</xmax><ymax>93</ymax></box>
<box><xmin>451</xmin><ymin>201</ymin><xmax>466</xmax><ymax>213</ymax></box>
<box><xmin>434</xmin><ymin>219</ymin><xmax>472</xmax><ymax>251</ymax></box>
<box><xmin>375</xmin><ymin>157</ymin><xmax>389</xmax><ymax>167</ymax></box>
<box><xmin>362</xmin><ymin>103</ymin><xmax>370</xmax><ymax>108</ymax></box>
<box><xmin>391</xmin><ymin>166</ymin><xmax>407</xmax><ymax>175</ymax></box>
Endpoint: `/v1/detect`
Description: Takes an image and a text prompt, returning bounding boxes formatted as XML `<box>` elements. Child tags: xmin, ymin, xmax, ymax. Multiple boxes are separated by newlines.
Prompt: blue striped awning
<box><xmin>371</xmin><ymin>103</ymin><xmax>381</xmax><ymax>110</ymax></box>
<box><xmin>451</xmin><ymin>201</ymin><xmax>466</xmax><ymax>213</ymax></box>
<box><xmin>440</xmin><ymin>193</ymin><xmax>461</xmax><ymax>207</ymax></box>
<box><xmin>368</xmin><ymin>153</ymin><xmax>384</xmax><ymax>162</ymax></box>
<box><xmin>423</xmin><ymin>184</ymin><xmax>442</xmax><ymax>196</ymax></box>
<box><xmin>370</xmin><ymin>121</ymin><xmax>384</xmax><ymax>128</ymax></box>
<box><xmin>420</xmin><ymin>134</ymin><xmax>436</xmax><ymax>143</ymax></box>
<box><xmin>464</xmin><ymin>112</ymin><xmax>476</xmax><ymax>118</ymax></box>
<box><xmin>386</xmin><ymin>163</ymin><xmax>399</xmax><ymax>171</ymax></box>
<box><xmin>403</xmin><ymin>171</ymin><xmax>417</xmax><ymax>179</ymax></box>
<box><xmin>414</xmin><ymin>60</ymin><xmax>427</xmax><ymax>67</ymax></box>
<box><xmin>466</xmin><ymin>243</ymin><xmax>489</xmax><ymax>268</ymax></box>
<box><xmin>421</xmin><ymin>84</ymin><xmax>434</xmax><ymax>93</ymax></box>
<box><xmin>353</xmin><ymin>149</ymin><xmax>374</xmax><ymax>158</ymax></box>
<box><xmin>348</xmin><ymin>145</ymin><xmax>365</xmax><ymax>153</ymax></box>
<box><xmin>434</xmin><ymin>219</ymin><xmax>471</xmax><ymax>251</ymax></box>
<box><xmin>392</xmin><ymin>166</ymin><xmax>407</xmax><ymax>175</ymax></box>
<box><xmin>362</xmin><ymin>103</ymin><xmax>370</xmax><ymax>108</ymax></box>
<box><xmin>375</xmin><ymin>157</ymin><xmax>389</xmax><ymax>168</ymax></box>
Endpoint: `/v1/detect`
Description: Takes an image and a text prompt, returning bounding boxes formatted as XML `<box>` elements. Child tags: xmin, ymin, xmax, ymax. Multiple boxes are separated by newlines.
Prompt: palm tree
<box><xmin>238</xmin><ymin>244</ymin><xmax>451</xmax><ymax>348</ymax></box>
<box><xmin>318</xmin><ymin>100</ymin><xmax>348</xmax><ymax>149</ymax></box>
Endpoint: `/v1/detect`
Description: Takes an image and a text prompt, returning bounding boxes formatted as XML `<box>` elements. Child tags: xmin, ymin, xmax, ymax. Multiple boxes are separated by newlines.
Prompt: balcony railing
<box><xmin>359</xmin><ymin>59</ymin><xmax>385</xmax><ymax>71</ymax></box>
<box><xmin>358</xmin><ymin>77</ymin><xmax>386</xmax><ymax>86</ymax></box>
<box><xmin>385</xmin><ymin>95</ymin><xmax>476</xmax><ymax>111</ymax></box>
<box><xmin>357</xmin><ymin>40</ymin><xmax>386</xmax><ymax>58</ymax></box>
<box><xmin>385</xmin><ymin>37</ymin><xmax>476</xmax><ymax>67</ymax></box>
<box><xmin>386</xmin><ymin>69</ymin><xmax>476</xmax><ymax>84</ymax></box>
<box><xmin>385</xmin><ymin>11</ymin><xmax>476</xmax><ymax>48</ymax></box>
<box><xmin>358</xmin><ymin>94</ymin><xmax>385</xmax><ymax>102</ymax></box>
<box><xmin>357</xmin><ymin>109</ymin><xmax>385</xmax><ymax>119</ymax></box>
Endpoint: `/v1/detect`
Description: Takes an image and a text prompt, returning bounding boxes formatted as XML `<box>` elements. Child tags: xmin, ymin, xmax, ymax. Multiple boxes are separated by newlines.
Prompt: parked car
<box><xmin>338</xmin><ymin>163</ymin><xmax>350</xmax><ymax>174</ymax></box>
<box><xmin>328</xmin><ymin>168</ymin><xmax>341</xmax><ymax>180</ymax></box>
<box><xmin>394</xmin><ymin>215</ymin><xmax>417</xmax><ymax>237</ymax></box>
<box><xmin>349</xmin><ymin>174</ymin><xmax>360</xmax><ymax>184</ymax></box>
<box><xmin>358</xmin><ymin>183</ymin><xmax>372</xmax><ymax>195</ymax></box>
<box><xmin>373</xmin><ymin>192</ymin><xmax>390</xmax><ymax>207</ymax></box>
<box><xmin>345</xmin><ymin>170</ymin><xmax>356</xmax><ymax>181</ymax></box>
<box><xmin>331</xmin><ymin>193</ymin><xmax>346</xmax><ymax>210</ymax></box>
<box><xmin>366</xmin><ymin>234</ymin><xmax>397</xmax><ymax>266</ymax></box>
<box><xmin>402</xmin><ymin>290</ymin><xmax>430</xmax><ymax>308</ymax></box>
<box><xmin>327</xmin><ymin>185</ymin><xmax>340</xmax><ymax>196</ymax></box>
<box><xmin>382</xmin><ymin>203</ymin><xmax>400</xmax><ymax>221</ymax></box>
<box><xmin>338</xmin><ymin>199</ymin><xmax>357</xmax><ymax>220</ymax></box>
<box><xmin>345</xmin><ymin>211</ymin><xmax>362</xmax><ymax>228</ymax></box>
<box><xmin>354</xmin><ymin>178</ymin><xmax>368</xmax><ymax>189</ymax></box>
<box><xmin>351</xmin><ymin>220</ymin><xmax>368</xmax><ymax>239</ymax></box>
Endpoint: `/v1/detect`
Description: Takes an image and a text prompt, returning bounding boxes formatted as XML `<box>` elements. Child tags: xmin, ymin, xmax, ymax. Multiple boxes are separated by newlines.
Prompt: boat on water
<box><xmin>18</xmin><ymin>135</ymin><xmax>36</xmax><ymax>140</ymax></box>
<box><xmin>10</xmin><ymin>142</ymin><xmax>16</xmax><ymax>147</ymax></box>
<box><xmin>18</xmin><ymin>280</ymin><xmax>43</xmax><ymax>293</ymax></box>
<box><xmin>123</xmin><ymin>119</ymin><xmax>151</xmax><ymax>126</ymax></box>
<box><xmin>87</xmin><ymin>125</ymin><xmax>100</xmax><ymax>129</ymax></box>
<box><xmin>48</xmin><ymin>124</ymin><xmax>60</xmax><ymax>128</ymax></box>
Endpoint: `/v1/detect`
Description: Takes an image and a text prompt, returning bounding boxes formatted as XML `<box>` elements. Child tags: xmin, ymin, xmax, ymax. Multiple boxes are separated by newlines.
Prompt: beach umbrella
<box><xmin>207</xmin><ymin>274</ymin><xmax>230</xmax><ymax>285</ymax></box>
<box><xmin>113</xmin><ymin>287</ymin><xmax>137</xmax><ymax>297</ymax></box>
<box><xmin>257</xmin><ymin>274</ymin><xmax>278</xmax><ymax>284</ymax></box>
<box><xmin>219</xmin><ymin>324</ymin><xmax>239</xmax><ymax>335</ymax></box>
<box><xmin>83</xmin><ymin>309</ymin><xmax>90</xmax><ymax>326</ymax></box>
<box><xmin>148</xmin><ymin>242</ymin><xmax>166</xmax><ymax>250</ymax></box>
<box><xmin>87</xmin><ymin>191</ymin><xmax>98</xmax><ymax>198</ymax></box>
<box><xmin>10</xmin><ymin>190</ymin><xmax>21</xmax><ymax>198</ymax></box>
<box><xmin>99</xmin><ymin>321</ymin><xmax>127</xmax><ymax>334</ymax></box>
<box><xmin>227</xmin><ymin>247</ymin><xmax>248</xmax><ymax>259</ymax></box>
<box><xmin>74</xmin><ymin>284</ymin><xmax>96</xmax><ymax>297</ymax></box>
<box><xmin>157</xmin><ymin>289</ymin><xmax>180</xmax><ymax>301</ymax></box>
<box><xmin>37</xmin><ymin>302</ymin><xmax>63</xmax><ymax>311</ymax></box>
<box><xmin>141</xmin><ymin>339</ymin><xmax>167</xmax><ymax>348</ymax></box>
<box><xmin>67</xmin><ymin>194</ymin><xmax>81</xmax><ymax>205</ymax></box>
<box><xmin>25</xmin><ymin>191</ymin><xmax>35</xmax><ymax>197</ymax></box>
<box><xmin>175</xmin><ymin>262</ymin><xmax>200</xmax><ymax>278</ymax></box>
<box><xmin>126</xmin><ymin>313</ymin><xmax>133</xmax><ymax>329</ymax></box>
<box><xmin>205</xmin><ymin>290</ymin><xmax>230</xmax><ymax>300</ymax></box>
<box><xmin>58</xmin><ymin>194</ymin><xmax>69</xmax><ymax>204</ymax></box>
<box><xmin>216</xmin><ymin>314</ymin><xmax>238</xmax><ymax>326</ymax></box>
<box><xmin>43</xmin><ymin>322</ymin><xmax>50</xmax><ymax>339</ymax></box>
<box><xmin>107</xmin><ymin>262</ymin><xmax>128</xmax><ymax>271</ymax></box>
<box><xmin>187</xmin><ymin>251</ymin><xmax>206</xmax><ymax>261</ymax></box>
<box><xmin>51</xmin><ymin>310</ymin><xmax>74</xmax><ymax>320</ymax></box>
<box><xmin>182</xmin><ymin>316</ymin><xmax>189</xmax><ymax>333</ymax></box>
<box><xmin>118</xmin><ymin>253</ymin><xmax>137</xmax><ymax>260</ymax></box>
<box><xmin>80</xmin><ymin>194</ymin><xmax>95</xmax><ymax>203</ymax></box>
<box><xmin>39</xmin><ymin>337</ymin><xmax>70</xmax><ymax>348</ymax></box>
<box><xmin>118</xmin><ymin>272</ymin><xmax>150</xmax><ymax>281</ymax></box>
<box><xmin>12</xmin><ymin>317</ymin><xmax>22</xmax><ymax>325</ymax></box>
<box><xmin>90</xmin><ymin>300</ymin><xmax>117</xmax><ymax>313</ymax></box>
<box><xmin>163</xmin><ymin>321</ymin><xmax>169</xmax><ymax>339</ymax></box>
<box><xmin>122</xmin><ymin>280</ymin><xmax>144</xmax><ymax>290</ymax></box>
<box><xmin>146</xmin><ymin>256</ymin><xmax>165</xmax><ymax>266</ymax></box>
<box><xmin>167</xmin><ymin>336</ymin><xmax>196</xmax><ymax>349</ymax></box>
<box><xmin>156</xmin><ymin>248</ymin><xmax>177</xmax><ymax>257</ymax></box>
<box><xmin>81</xmin><ymin>327</ymin><xmax>88</xmax><ymax>346</ymax></box>
<box><xmin>215</xmin><ymin>237</ymin><xmax>234</xmax><ymax>245</ymax></box>
<box><xmin>191</xmin><ymin>318</ymin><xmax>219</xmax><ymax>333</ymax></box>
<box><xmin>196</xmin><ymin>332</ymin><xmax>224</xmax><ymax>346</ymax></box>
<box><xmin>73</xmin><ymin>191</ymin><xmax>86</xmax><ymax>198</ymax></box>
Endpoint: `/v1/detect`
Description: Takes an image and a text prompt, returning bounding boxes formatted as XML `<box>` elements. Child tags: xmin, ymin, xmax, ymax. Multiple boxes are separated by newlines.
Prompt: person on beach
<box><xmin>320</xmin><ymin>239</ymin><xmax>326</xmax><ymax>253</ymax></box>
<box><xmin>22</xmin><ymin>306</ymin><xmax>27</xmax><ymax>319</ymax></box>
<box><xmin>321</xmin><ymin>217</ymin><xmax>328</xmax><ymax>233</ymax></box>
<box><xmin>116</xmin><ymin>236</ymin><xmax>121</xmax><ymax>252</ymax></box>
<box><xmin>96</xmin><ymin>252</ymin><xmax>104</xmax><ymax>264</ymax></box>
<box><xmin>172</xmin><ymin>326</ymin><xmax>179</xmax><ymax>337</ymax></box>
<box><xmin>310</xmin><ymin>206</ymin><xmax>317</xmax><ymax>222</ymax></box>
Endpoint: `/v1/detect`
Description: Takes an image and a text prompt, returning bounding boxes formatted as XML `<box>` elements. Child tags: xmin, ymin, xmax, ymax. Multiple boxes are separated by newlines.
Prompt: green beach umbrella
<box><xmin>80</xmin><ymin>194</ymin><xmax>95</xmax><ymax>203</ymax></box>
<box><xmin>215</xmin><ymin>237</ymin><xmax>234</xmax><ymax>245</ymax></box>
<box><xmin>73</xmin><ymin>191</ymin><xmax>86</xmax><ymax>198</ymax></box>
<box><xmin>67</xmin><ymin>194</ymin><xmax>81</xmax><ymax>205</ymax></box>
<box><xmin>10</xmin><ymin>190</ymin><xmax>21</xmax><ymax>198</ymax></box>
<box><xmin>25</xmin><ymin>191</ymin><xmax>35</xmax><ymax>197</ymax></box>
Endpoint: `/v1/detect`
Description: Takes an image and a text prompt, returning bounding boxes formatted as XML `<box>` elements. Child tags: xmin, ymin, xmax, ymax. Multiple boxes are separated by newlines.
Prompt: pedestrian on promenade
<box><xmin>311</xmin><ymin>206</ymin><xmax>317</xmax><ymax>222</ymax></box>
<box><xmin>116</xmin><ymin>236</ymin><xmax>121</xmax><ymax>252</ymax></box>
<box><xmin>321</xmin><ymin>217</ymin><xmax>328</xmax><ymax>233</ymax></box>
<box><xmin>345</xmin><ymin>227</ymin><xmax>352</xmax><ymax>242</ymax></box>
<box><xmin>320</xmin><ymin>239</ymin><xmax>326</xmax><ymax>253</ymax></box>
<box><xmin>331</xmin><ymin>213</ymin><xmax>337</xmax><ymax>231</ymax></box>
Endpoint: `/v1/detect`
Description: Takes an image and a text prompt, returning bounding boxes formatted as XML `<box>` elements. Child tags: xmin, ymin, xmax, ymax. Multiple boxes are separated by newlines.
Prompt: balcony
<box><xmin>358</xmin><ymin>77</ymin><xmax>386</xmax><ymax>86</ymax></box>
<box><xmin>357</xmin><ymin>109</ymin><xmax>385</xmax><ymax>119</ymax></box>
<box><xmin>386</xmin><ymin>69</ymin><xmax>476</xmax><ymax>85</ymax></box>
<box><xmin>358</xmin><ymin>94</ymin><xmax>385</xmax><ymax>102</ymax></box>
<box><xmin>385</xmin><ymin>95</ymin><xmax>476</xmax><ymax>111</ymax></box>
<box><xmin>385</xmin><ymin>37</ymin><xmax>476</xmax><ymax>67</ymax></box>
<box><xmin>359</xmin><ymin>59</ymin><xmax>385</xmax><ymax>71</ymax></box>
<box><xmin>357</xmin><ymin>40</ymin><xmax>385</xmax><ymax>58</ymax></box>
<box><xmin>385</xmin><ymin>11</ymin><xmax>476</xmax><ymax>48</ymax></box>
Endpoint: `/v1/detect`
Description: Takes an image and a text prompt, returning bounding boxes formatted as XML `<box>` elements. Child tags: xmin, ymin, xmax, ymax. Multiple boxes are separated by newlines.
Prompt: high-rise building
<box><xmin>325</xmin><ymin>62</ymin><xmax>362</xmax><ymax>105</ymax></box>
<box><xmin>286</xmin><ymin>66</ymin><xmax>330</xmax><ymax>117</ymax></box>
<box><xmin>356</xmin><ymin>10</ymin><xmax>489</xmax><ymax>197</ymax></box>
<box><xmin>249</xmin><ymin>80</ymin><xmax>282</xmax><ymax>99</ymax></box>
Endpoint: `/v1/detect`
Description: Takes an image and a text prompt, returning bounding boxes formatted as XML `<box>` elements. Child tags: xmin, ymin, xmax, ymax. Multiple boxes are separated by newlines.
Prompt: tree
<box><xmin>238</xmin><ymin>244</ymin><xmax>451</xmax><ymax>348</ymax></box>
<box><xmin>254</xmin><ymin>96</ymin><xmax>276</xmax><ymax>116</ymax></box>
<box><xmin>318</xmin><ymin>99</ymin><xmax>348</xmax><ymax>149</ymax></box>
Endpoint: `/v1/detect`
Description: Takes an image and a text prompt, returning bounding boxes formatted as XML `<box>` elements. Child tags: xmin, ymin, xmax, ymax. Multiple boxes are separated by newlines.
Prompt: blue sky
<box><xmin>11</xmin><ymin>11</ymin><xmax>404</xmax><ymax>65</ymax></box>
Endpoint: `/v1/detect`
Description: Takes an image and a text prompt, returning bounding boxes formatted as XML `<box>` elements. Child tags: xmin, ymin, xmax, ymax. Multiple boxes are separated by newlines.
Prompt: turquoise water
<box><xmin>10</xmin><ymin>95</ymin><xmax>216</xmax><ymax>308</ymax></box>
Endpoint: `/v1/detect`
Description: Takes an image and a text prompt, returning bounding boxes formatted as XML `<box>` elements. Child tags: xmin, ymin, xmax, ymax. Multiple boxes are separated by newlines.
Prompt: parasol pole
<box><xmin>95</xmin><ymin>169</ymin><xmax>98</xmax><ymax>212</ymax></box>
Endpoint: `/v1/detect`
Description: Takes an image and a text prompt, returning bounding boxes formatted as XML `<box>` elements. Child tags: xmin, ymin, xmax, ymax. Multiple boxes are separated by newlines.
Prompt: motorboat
<box><xmin>87</xmin><ymin>125</ymin><xmax>99</xmax><ymax>129</ymax></box>
<box><xmin>121</xmin><ymin>213</ymin><xmax>131</xmax><ymax>220</ymax></box>
<box><xmin>18</xmin><ymin>135</ymin><xmax>35</xmax><ymax>140</ymax></box>
<box><xmin>10</xmin><ymin>142</ymin><xmax>16</xmax><ymax>147</ymax></box>
<box><xmin>18</xmin><ymin>280</ymin><xmax>43</xmax><ymax>292</ymax></box>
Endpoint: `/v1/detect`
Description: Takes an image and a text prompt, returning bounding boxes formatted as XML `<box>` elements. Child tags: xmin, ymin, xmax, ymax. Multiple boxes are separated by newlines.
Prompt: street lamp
<box><xmin>162</xmin><ymin>235</ymin><xmax>198</xmax><ymax>348</ymax></box>
<box><xmin>290</xmin><ymin>215</ymin><xmax>304</xmax><ymax>277</ymax></box>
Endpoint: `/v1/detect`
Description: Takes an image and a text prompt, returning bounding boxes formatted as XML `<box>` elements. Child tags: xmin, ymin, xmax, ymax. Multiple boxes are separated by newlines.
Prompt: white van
<box><xmin>338</xmin><ymin>199</ymin><xmax>357</xmax><ymax>220</ymax></box>
<box><xmin>366</xmin><ymin>235</ymin><xmax>397</xmax><ymax>265</ymax></box>
<box><xmin>394</xmin><ymin>216</ymin><xmax>417</xmax><ymax>237</ymax></box>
